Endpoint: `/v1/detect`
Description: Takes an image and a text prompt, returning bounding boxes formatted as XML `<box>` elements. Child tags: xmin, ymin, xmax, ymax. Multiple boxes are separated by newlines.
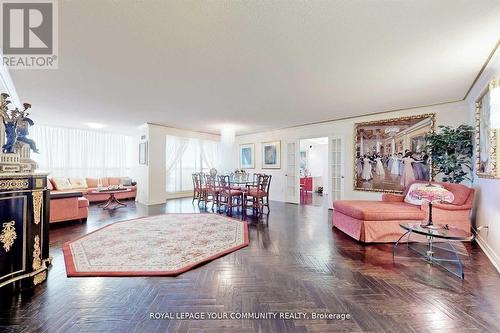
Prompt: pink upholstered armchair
<box><xmin>332</xmin><ymin>180</ymin><xmax>475</xmax><ymax>243</ymax></box>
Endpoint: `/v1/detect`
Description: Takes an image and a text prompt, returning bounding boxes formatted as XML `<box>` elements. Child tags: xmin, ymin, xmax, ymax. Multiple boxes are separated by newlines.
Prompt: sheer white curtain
<box><xmin>201</xmin><ymin>140</ymin><xmax>221</xmax><ymax>171</ymax></box>
<box><xmin>165</xmin><ymin>135</ymin><xmax>221</xmax><ymax>193</ymax></box>
<box><xmin>31</xmin><ymin>125</ymin><xmax>133</xmax><ymax>178</ymax></box>
<box><xmin>165</xmin><ymin>135</ymin><xmax>189</xmax><ymax>176</ymax></box>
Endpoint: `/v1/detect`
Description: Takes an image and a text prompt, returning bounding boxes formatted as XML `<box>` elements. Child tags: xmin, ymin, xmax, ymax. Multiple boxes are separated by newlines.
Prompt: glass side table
<box><xmin>393</xmin><ymin>223</ymin><xmax>473</xmax><ymax>279</ymax></box>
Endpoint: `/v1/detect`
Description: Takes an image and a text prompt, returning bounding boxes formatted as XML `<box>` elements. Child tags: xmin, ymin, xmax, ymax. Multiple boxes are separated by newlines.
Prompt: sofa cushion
<box><xmin>50</xmin><ymin>197</ymin><xmax>79</xmax><ymax>221</ymax></box>
<box><xmin>86</xmin><ymin>178</ymin><xmax>98</xmax><ymax>187</ymax></box>
<box><xmin>333</xmin><ymin>200</ymin><xmax>426</xmax><ymax>221</ymax></box>
<box><xmin>120</xmin><ymin>177</ymin><xmax>132</xmax><ymax>186</ymax></box>
<box><xmin>69</xmin><ymin>178</ymin><xmax>88</xmax><ymax>189</ymax></box>
<box><xmin>52</xmin><ymin>177</ymin><xmax>73</xmax><ymax>191</ymax></box>
<box><xmin>108</xmin><ymin>177</ymin><xmax>121</xmax><ymax>186</ymax></box>
<box><xmin>441</xmin><ymin>182</ymin><xmax>471</xmax><ymax>206</ymax></box>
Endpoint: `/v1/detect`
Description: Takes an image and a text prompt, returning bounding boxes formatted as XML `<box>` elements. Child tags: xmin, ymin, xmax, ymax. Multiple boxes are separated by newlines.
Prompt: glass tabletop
<box><xmin>231</xmin><ymin>180</ymin><xmax>254</xmax><ymax>185</ymax></box>
<box><xmin>399</xmin><ymin>222</ymin><xmax>472</xmax><ymax>241</ymax></box>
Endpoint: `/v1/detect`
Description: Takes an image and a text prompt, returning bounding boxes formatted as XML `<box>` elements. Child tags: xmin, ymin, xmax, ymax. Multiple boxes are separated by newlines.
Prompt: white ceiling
<box><xmin>9</xmin><ymin>0</ymin><xmax>500</xmax><ymax>135</ymax></box>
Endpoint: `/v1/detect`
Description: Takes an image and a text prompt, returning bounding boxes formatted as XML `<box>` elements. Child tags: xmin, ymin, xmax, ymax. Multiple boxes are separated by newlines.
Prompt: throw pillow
<box><xmin>108</xmin><ymin>177</ymin><xmax>121</xmax><ymax>186</ymax></box>
<box><xmin>52</xmin><ymin>178</ymin><xmax>73</xmax><ymax>191</ymax></box>
<box><xmin>86</xmin><ymin>178</ymin><xmax>98</xmax><ymax>188</ymax></box>
<box><xmin>47</xmin><ymin>178</ymin><xmax>54</xmax><ymax>191</ymax></box>
<box><xmin>120</xmin><ymin>177</ymin><xmax>132</xmax><ymax>186</ymax></box>
<box><xmin>69</xmin><ymin>178</ymin><xmax>88</xmax><ymax>189</ymax></box>
<box><xmin>404</xmin><ymin>183</ymin><xmax>442</xmax><ymax>205</ymax></box>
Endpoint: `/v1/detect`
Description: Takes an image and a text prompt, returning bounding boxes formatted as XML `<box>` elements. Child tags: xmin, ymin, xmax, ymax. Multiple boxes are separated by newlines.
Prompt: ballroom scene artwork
<box><xmin>354</xmin><ymin>114</ymin><xmax>435</xmax><ymax>193</ymax></box>
<box><xmin>262</xmin><ymin>141</ymin><xmax>281</xmax><ymax>169</ymax></box>
<box><xmin>239</xmin><ymin>143</ymin><xmax>255</xmax><ymax>169</ymax></box>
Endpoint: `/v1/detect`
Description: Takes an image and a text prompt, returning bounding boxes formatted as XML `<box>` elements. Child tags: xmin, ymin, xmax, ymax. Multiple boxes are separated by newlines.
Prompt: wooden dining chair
<box><xmin>205</xmin><ymin>174</ymin><xmax>221</xmax><ymax>211</ymax></box>
<box><xmin>192</xmin><ymin>173</ymin><xmax>202</xmax><ymax>202</ymax></box>
<box><xmin>197</xmin><ymin>173</ymin><xmax>210</xmax><ymax>207</ymax></box>
<box><xmin>218</xmin><ymin>175</ymin><xmax>244</xmax><ymax>215</ymax></box>
<box><xmin>245</xmin><ymin>174</ymin><xmax>271</xmax><ymax>215</ymax></box>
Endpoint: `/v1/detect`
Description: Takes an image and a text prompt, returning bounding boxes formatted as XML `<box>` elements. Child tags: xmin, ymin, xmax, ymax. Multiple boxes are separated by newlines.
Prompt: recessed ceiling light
<box><xmin>85</xmin><ymin>122</ymin><xmax>106</xmax><ymax>129</ymax></box>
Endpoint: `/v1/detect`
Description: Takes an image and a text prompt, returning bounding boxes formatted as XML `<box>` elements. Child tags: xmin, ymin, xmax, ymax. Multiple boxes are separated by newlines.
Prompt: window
<box><xmin>165</xmin><ymin>136</ymin><xmax>220</xmax><ymax>193</ymax></box>
<box><xmin>30</xmin><ymin>125</ymin><xmax>133</xmax><ymax>178</ymax></box>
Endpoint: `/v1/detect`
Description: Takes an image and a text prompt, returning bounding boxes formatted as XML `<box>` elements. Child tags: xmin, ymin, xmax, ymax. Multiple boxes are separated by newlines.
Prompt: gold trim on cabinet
<box><xmin>0</xmin><ymin>260</ymin><xmax>48</xmax><ymax>288</ymax></box>
<box><xmin>32</xmin><ymin>235</ymin><xmax>42</xmax><ymax>271</ymax></box>
<box><xmin>35</xmin><ymin>178</ymin><xmax>44</xmax><ymax>189</ymax></box>
<box><xmin>33</xmin><ymin>271</ymin><xmax>47</xmax><ymax>286</ymax></box>
<box><xmin>0</xmin><ymin>179</ymin><xmax>29</xmax><ymax>191</ymax></box>
<box><xmin>0</xmin><ymin>221</ymin><xmax>16</xmax><ymax>252</ymax></box>
<box><xmin>0</xmin><ymin>195</ymin><xmax>27</xmax><ymax>282</ymax></box>
<box><xmin>32</xmin><ymin>191</ymin><xmax>43</xmax><ymax>225</ymax></box>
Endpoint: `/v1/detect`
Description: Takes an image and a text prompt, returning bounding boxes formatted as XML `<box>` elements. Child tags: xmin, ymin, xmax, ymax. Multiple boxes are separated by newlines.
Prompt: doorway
<box><xmin>299</xmin><ymin>137</ymin><xmax>329</xmax><ymax>206</ymax></box>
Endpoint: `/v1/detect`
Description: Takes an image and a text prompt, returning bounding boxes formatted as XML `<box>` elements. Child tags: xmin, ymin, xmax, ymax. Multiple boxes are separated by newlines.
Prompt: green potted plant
<box><xmin>425</xmin><ymin>124</ymin><xmax>474</xmax><ymax>184</ymax></box>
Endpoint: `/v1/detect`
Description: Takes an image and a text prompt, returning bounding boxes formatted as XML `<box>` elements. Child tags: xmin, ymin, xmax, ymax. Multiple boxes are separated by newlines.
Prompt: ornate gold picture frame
<box><xmin>475</xmin><ymin>78</ymin><xmax>500</xmax><ymax>179</ymax></box>
<box><xmin>354</xmin><ymin>113</ymin><xmax>436</xmax><ymax>193</ymax></box>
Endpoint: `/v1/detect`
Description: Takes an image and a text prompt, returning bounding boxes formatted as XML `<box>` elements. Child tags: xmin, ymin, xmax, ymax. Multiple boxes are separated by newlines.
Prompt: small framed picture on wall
<box><xmin>240</xmin><ymin>143</ymin><xmax>255</xmax><ymax>169</ymax></box>
<box><xmin>139</xmin><ymin>142</ymin><xmax>148</xmax><ymax>165</ymax></box>
<box><xmin>262</xmin><ymin>141</ymin><xmax>281</xmax><ymax>169</ymax></box>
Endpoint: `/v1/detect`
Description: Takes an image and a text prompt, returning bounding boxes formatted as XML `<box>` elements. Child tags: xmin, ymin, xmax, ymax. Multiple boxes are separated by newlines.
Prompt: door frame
<box><xmin>328</xmin><ymin>135</ymin><xmax>345</xmax><ymax>209</ymax></box>
<box><xmin>284</xmin><ymin>140</ymin><xmax>300</xmax><ymax>204</ymax></box>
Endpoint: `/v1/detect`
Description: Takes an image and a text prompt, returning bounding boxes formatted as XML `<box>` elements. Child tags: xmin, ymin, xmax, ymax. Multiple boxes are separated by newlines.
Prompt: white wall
<box><xmin>131</xmin><ymin>123</ymin><xmax>221</xmax><ymax>205</ymax></box>
<box><xmin>466</xmin><ymin>47</ymin><xmax>500</xmax><ymax>272</ymax></box>
<box><xmin>236</xmin><ymin>101</ymin><xmax>470</xmax><ymax>204</ymax></box>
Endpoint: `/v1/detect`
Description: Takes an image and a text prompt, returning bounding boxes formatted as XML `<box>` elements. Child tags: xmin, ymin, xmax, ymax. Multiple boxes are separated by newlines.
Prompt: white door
<box><xmin>329</xmin><ymin>136</ymin><xmax>344</xmax><ymax>208</ymax></box>
<box><xmin>285</xmin><ymin>140</ymin><xmax>300</xmax><ymax>204</ymax></box>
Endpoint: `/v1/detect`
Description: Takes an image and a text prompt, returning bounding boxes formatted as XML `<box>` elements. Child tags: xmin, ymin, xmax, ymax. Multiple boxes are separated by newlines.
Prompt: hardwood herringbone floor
<box><xmin>1</xmin><ymin>198</ymin><xmax>499</xmax><ymax>332</ymax></box>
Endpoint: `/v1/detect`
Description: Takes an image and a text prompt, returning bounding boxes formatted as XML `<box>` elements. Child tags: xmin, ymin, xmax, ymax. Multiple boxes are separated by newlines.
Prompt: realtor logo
<box><xmin>1</xmin><ymin>0</ymin><xmax>58</xmax><ymax>69</ymax></box>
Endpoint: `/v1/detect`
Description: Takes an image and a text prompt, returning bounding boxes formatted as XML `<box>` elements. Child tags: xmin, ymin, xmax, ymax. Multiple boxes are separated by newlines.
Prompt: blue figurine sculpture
<box><xmin>2</xmin><ymin>119</ymin><xmax>17</xmax><ymax>153</ymax></box>
<box><xmin>16</xmin><ymin>116</ymin><xmax>39</xmax><ymax>153</ymax></box>
<box><xmin>1</xmin><ymin>97</ymin><xmax>38</xmax><ymax>154</ymax></box>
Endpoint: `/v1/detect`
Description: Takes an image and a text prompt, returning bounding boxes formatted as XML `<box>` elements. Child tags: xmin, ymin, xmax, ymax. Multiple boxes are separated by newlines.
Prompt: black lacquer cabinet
<box><xmin>0</xmin><ymin>173</ymin><xmax>50</xmax><ymax>290</ymax></box>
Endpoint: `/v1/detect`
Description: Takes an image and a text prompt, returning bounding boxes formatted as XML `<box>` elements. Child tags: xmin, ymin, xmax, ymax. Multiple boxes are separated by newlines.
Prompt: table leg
<box><xmin>99</xmin><ymin>197</ymin><xmax>113</xmax><ymax>208</ymax></box>
<box><xmin>426</xmin><ymin>235</ymin><xmax>434</xmax><ymax>259</ymax></box>
<box><xmin>102</xmin><ymin>193</ymin><xmax>127</xmax><ymax>210</ymax></box>
<box><xmin>393</xmin><ymin>229</ymin><xmax>411</xmax><ymax>262</ymax></box>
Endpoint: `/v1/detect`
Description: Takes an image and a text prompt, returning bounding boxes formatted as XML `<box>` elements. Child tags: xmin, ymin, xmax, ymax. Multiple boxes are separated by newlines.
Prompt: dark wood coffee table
<box><xmin>90</xmin><ymin>188</ymin><xmax>132</xmax><ymax>210</ymax></box>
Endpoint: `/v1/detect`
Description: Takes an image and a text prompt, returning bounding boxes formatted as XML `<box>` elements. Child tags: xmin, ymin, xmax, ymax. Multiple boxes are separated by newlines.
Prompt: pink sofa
<box><xmin>49</xmin><ymin>177</ymin><xmax>137</xmax><ymax>203</ymax></box>
<box><xmin>50</xmin><ymin>192</ymin><xmax>89</xmax><ymax>224</ymax></box>
<box><xmin>332</xmin><ymin>180</ymin><xmax>475</xmax><ymax>243</ymax></box>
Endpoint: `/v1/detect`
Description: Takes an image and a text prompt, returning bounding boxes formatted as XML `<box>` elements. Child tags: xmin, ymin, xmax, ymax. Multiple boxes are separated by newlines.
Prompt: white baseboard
<box><xmin>473</xmin><ymin>230</ymin><xmax>500</xmax><ymax>274</ymax></box>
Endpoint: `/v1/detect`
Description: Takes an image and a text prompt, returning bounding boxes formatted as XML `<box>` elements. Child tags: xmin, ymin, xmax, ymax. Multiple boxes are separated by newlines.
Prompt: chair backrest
<box><xmin>205</xmin><ymin>174</ymin><xmax>217</xmax><ymax>191</ymax></box>
<box><xmin>403</xmin><ymin>180</ymin><xmax>474</xmax><ymax>206</ymax></box>
<box><xmin>252</xmin><ymin>173</ymin><xmax>261</xmax><ymax>185</ymax></box>
<box><xmin>256</xmin><ymin>174</ymin><xmax>271</xmax><ymax>193</ymax></box>
<box><xmin>218</xmin><ymin>175</ymin><xmax>231</xmax><ymax>189</ymax></box>
<box><xmin>199</xmin><ymin>173</ymin><xmax>208</xmax><ymax>187</ymax></box>
<box><xmin>192</xmin><ymin>173</ymin><xmax>200</xmax><ymax>189</ymax></box>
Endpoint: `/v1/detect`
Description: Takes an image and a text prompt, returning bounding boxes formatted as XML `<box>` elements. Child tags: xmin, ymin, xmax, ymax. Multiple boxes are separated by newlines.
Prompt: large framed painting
<box><xmin>354</xmin><ymin>113</ymin><xmax>436</xmax><ymax>193</ymax></box>
<box><xmin>475</xmin><ymin>78</ymin><xmax>500</xmax><ymax>179</ymax></box>
<box><xmin>240</xmin><ymin>143</ymin><xmax>255</xmax><ymax>169</ymax></box>
<box><xmin>262</xmin><ymin>141</ymin><xmax>281</xmax><ymax>169</ymax></box>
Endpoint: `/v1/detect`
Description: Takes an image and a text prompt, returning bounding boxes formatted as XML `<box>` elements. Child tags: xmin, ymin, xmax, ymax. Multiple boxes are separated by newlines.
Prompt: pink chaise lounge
<box><xmin>332</xmin><ymin>180</ymin><xmax>475</xmax><ymax>243</ymax></box>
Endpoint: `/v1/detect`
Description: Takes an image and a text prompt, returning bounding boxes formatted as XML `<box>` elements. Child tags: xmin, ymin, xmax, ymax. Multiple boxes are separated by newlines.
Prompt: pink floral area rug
<box><xmin>63</xmin><ymin>213</ymin><xmax>249</xmax><ymax>277</ymax></box>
